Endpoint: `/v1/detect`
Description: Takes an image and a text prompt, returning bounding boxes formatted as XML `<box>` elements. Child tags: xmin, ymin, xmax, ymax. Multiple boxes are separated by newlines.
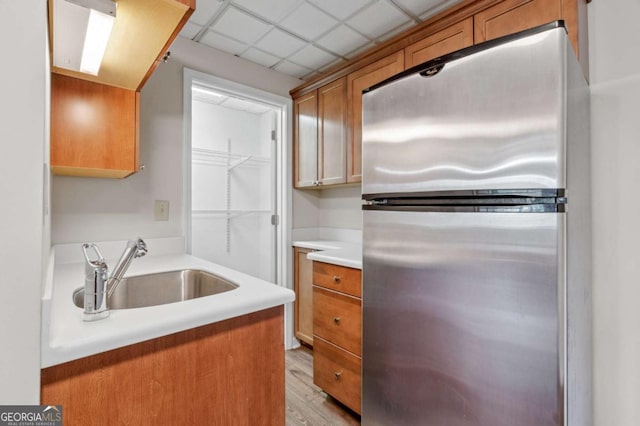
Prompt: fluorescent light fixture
<box><xmin>80</xmin><ymin>8</ymin><xmax>115</xmax><ymax>75</ymax></box>
<box><xmin>53</xmin><ymin>0</ymin><xmax>116</xmax><ymax>75</ymax></box>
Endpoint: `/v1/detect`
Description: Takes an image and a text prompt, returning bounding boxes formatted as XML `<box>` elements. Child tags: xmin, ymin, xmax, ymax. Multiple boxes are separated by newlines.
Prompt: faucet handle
<box><xmin>133</xmin><ymin>238</ymin><xmax>148</xmax><ymax>258</ymax></box>
<box><xmin>82</xmin><ymin>243</ymin><xmax>107</xmax><ymax>269</ymax></box>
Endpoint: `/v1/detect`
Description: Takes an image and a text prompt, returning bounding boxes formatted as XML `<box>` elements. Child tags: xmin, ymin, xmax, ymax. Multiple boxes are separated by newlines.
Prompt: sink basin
<box><xmin>73</xmin><ymin>269</ymin><xmax>238</xmax><ymax>310</ymax></box>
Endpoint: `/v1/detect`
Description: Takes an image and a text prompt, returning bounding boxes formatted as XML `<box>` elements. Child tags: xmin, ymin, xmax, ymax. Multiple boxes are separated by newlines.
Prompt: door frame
<box><xmin>183</xmin><ymin>68</ymin><xmax>295</xmax><ymax>349</ymax></box>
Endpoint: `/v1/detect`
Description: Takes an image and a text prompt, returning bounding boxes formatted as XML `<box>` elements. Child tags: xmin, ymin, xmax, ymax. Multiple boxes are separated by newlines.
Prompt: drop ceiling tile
<box><xmin>393</xmin><ymin>0</ymin><xmax>442</xmax><ymax>16</ymax></box>
<box><xmin>211</xmin><ymin>6</ymin><xmax>272</xmax><ymax>45</ymax></box>
<box><xmin>316</xmin><ymin>25</ymin><xmax>370</xmax><ymax>57</ymax></box>
<box><xmin>254</xmin><ymin>28</ymin><xmax>306</xmax><ymax>58</ymax></box>
<box><xmin>345</xmin><ymin>42</ymin><xmax>376</xmax><ymax>59</ymax></box>
<box><xmin>279</xmin><ymin>3</ymin><xmax>338</xmax><ymax>41</ymax></box>
<box><xmin>241</xmin><ymin>48</ymin><xmax>281</xmax><ymax>68</ymax></box>
<box><xmin>189</xmin><ymin>0</ymin><xmax>225</xmax><ymax>26</ymax></box>
<box><xmin>200</xmin><ymin>31</ymin><xmax>248</xmax><ymax>55</ymax></box>
<box><xmin>418</xmin><ymin>0</ymin><xmax>464</xmax><ymax>20</ymax></box>
<box><xmin>232</xmin><ymin>0</ymin><xmax>302</xmax><ymax>22</ymax></box>
<box><xmin>274</xmin><ymin>60</ymin><xmax>311</xmax><ymax>79</ymax></box>
<box><xmin>319</xmin><ymin>58</ymin><xmax>346</xmax><ymax>72</ymax></box>
<box><xmin>378</xmin><ymin>21</ymin><xmax>414</xmax><ymax>42</ymax></box>
<box><xmin>287</xmin><ymin>44</ymin><xmax>337</xmax><ymax>70</ymax></box>
<box><xmin>307</xmin><ymin>0</ymin><xmax>372</xmax><ymax>20</ymax></box>
<box><xmin>347</xmin><ymin>0</ymin><xmax>410</xmax><ymax>40</ymax></box>
<box><xmin>180</xmin><ymin>22</ymin><xmax>202</xmax><ymax>39</ymax></box>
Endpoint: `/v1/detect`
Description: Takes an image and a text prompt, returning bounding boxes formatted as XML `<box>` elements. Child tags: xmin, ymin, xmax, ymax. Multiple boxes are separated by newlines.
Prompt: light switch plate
<box><xmin>154</xmin><ymin>200</ymin><xmax>169</xmax><ymax>221</ymax></box>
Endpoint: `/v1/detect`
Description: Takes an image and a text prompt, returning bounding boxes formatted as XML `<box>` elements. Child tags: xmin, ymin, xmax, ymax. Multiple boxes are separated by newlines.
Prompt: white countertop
<box><xmin>41</xmin><ymin>250</ymin><xmax>294</xmax><ymax>368</ymax></box>
<box><xmin>292</xmin><ymin>240</ymin><xmax>362</xmax><ymax>269</ymax></box>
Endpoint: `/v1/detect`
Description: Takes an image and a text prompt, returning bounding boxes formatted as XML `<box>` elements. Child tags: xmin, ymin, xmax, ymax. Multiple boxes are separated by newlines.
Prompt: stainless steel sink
<box><xmin>73</xmin><ymin>269</ymin><xmax>238</xmax><ymax>310</ymax></box>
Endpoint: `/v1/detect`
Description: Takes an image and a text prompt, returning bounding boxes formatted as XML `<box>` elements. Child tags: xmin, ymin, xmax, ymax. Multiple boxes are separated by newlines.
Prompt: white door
<box><xmin>188</xmin><ymin>83</ymin><xmax>280</xmax><ymax>283</ymax></box>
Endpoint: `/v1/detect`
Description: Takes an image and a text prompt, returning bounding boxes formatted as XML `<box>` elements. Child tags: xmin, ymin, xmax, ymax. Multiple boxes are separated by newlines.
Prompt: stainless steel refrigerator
<box><xmin>361</xmin><ymin>22</ymin><xmax>591</xmax><ymax>426</ymax></box>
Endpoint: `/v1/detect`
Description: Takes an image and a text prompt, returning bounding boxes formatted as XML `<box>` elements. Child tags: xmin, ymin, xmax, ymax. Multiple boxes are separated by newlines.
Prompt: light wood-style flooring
<box><xmin>286</xmin><ymin>346</ymin><xmax>361</xmax><ymax>426</ymax></box>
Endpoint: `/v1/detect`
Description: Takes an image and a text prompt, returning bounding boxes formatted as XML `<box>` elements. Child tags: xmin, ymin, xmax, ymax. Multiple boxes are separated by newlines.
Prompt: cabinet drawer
<box><xmin>313</xmin><ymin>287</ymin><xmax>361</xmax><ymax>356</ymax></box>
<box><xmin>313</xmin><ymin>262</ymin><xmax>361</xmax><ymax>297</ymax></box>
<box><xmin>313</xmin><ymin>337</ymin><xmax>361</xmax><ymax>414</ymax></box>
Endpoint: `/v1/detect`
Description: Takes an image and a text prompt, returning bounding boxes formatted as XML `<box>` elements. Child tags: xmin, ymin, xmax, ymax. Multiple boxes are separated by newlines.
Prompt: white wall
<box><xmin>292</xmin><ymin>185</ymin><xmax>362</xmax><ymax>231</ymax></box>
<box><xmin>589</xmin><ymin>3</ymin><xmax>640</xmax><ymax>425</ymax></box>
<box><xmin>0</xmin><ymin>0</ymin><xmax>49</xmax><ymax>403</ymax></box>
<box><xmin>52</xmin><ymin>36</ymin><xmax>300</xmax><ymax>244</ymax></box>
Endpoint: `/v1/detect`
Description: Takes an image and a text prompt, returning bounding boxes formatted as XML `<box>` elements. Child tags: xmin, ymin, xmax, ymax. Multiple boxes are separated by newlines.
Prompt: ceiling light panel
<box><xmin>200</xmin><ymin>31</ymin><xmax>249</xmax><ymax>55</ymax></box>
<box><xmin>316</xmin><ymin>25</ymin><xmax>370</xmax><ymax>57</ymax></box>
<box><xmin>347</xmin><ymin>0</ymin><xmax>411</xmax><ymax>40</ymax></box>
<box><xmin>254</xmin><ymin>28</ymin><xmax>306</xmax><ymax>58</ymax></box>
<box><xmin>278</xmin><ymin>2</ymin><xmax>338</xmax><ymax>41</ymax></box>
<box><xmin>232</xmin><ymin>0</ymin><xmax>302</xmax><ymax>22</ymax></box>
<box><xmin>211</xmin><ymin>6</ymin><xmax>272</xmax><ymax>45</ymax></box>
<box><xmin>308</xmin><ymin>0</ymin><xmax>373</xmax><ymax>20</ymax></box>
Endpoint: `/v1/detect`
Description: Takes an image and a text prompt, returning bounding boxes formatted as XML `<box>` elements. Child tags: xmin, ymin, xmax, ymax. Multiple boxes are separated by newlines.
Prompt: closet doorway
<box><xmin>183</xmin><ymin>69</ymin><xmax>289</xmax><ymax>285</ymax></box>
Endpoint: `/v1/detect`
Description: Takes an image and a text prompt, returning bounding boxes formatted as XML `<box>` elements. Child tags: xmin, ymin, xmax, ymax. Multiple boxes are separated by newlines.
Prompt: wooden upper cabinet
<box><xmin>405</xmin><ymin>17</ymin><xmax>474</xmax><ymax>69</ymax></box>
<box><xmin>473</xmin><ymin>0</ymin><xmax>588</xmax><ymax>75</ymax></box>
<box><xmin>318</xmin><ymin>77</ymin><xmax>347</xmax><ymax>186</ymax></box>
<box><xmin>51</xmin><ymin>74</ymin><xmax>139</xmax><ymax>178</ymax></box>
<box><xmin>293</xmin><ymin>92</ymin><xmax>319</xmax><ymax>188</ymax></box>
<box><xmin>474</xmin><ymin>0</ymin><xmax>560</xmax><ymax>42</ymax></box>
<box><xmin>294</xmin><ymin>78</ymin><xmax>348</xmax><ymax>188</ymax></box>
<box><xmin>347</xmin><ymin>51</ymin><xmax>404</xmax><ymax>183</ymax></box>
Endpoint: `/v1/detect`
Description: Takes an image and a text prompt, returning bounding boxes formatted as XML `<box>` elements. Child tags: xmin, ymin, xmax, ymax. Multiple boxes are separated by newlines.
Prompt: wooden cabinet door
<box><xmin>405</xmin><ymin>17</ymin><xmax>474</xmax><ymax>69</ymax></box>
<box><xmin>51</xmin><ymin>74</ymin><xmax>139</xmax><ymax>178</ymax></box>
<box><xmin>294</xmin><ymin>247</ymin><xmax>314</xmax><ymax>345</ymax></box>
<box><xmin>347</xmin><ymin>51</ymin><xmax>404</xmax><ymax>183</ymax></box>
<box><xmin>293</xmin><ymin>91</ymin><xmax>318</xmax><ymax>188</ymax></box>
<box><xmin>474</xmin><ymin>0</ymin><xmax>587</xmax><ymax>79</ymax></box>
<box><xmin>318</xmin><ymin>77</ymin><xmax>347</xmax><ymax>186</ymax></box>
<box><xmin>474</xmin><ymin>0</ymin><xmax>562</xmax><ymax>44</ymax></box>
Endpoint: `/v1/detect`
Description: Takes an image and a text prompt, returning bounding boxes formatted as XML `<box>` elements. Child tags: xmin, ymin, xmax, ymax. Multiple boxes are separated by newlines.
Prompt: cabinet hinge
<box><xmin>271</xmin><ymin>214</ymin><xmax>279</xmax><ymax>226</ymax></box>
<box><xmin>271</xmin><ymin>130</ymin><xmax>276</xmax><ymax>141</ymax></box>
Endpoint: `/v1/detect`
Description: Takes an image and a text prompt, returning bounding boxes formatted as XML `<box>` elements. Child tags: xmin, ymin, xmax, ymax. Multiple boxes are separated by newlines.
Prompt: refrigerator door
<box><xmin>362</xmin><ymin>27</ymin><xmax>567</xmax><ymax>197</ymax></box>
<box><xmin>362</xmin><ymin>209</ymin><xmax>565</xmax><ymax>426</ymax></box>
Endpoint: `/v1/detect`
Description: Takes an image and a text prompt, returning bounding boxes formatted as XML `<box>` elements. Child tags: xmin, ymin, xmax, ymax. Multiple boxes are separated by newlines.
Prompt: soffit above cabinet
<box><xmin>50</xmin><ymin>0</ymin><xmax>194</xmax><ymax>91</ymax></box>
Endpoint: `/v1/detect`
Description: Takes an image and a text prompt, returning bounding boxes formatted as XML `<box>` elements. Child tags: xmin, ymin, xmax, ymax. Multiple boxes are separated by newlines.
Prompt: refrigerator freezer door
<box><xmin>362</xmin><ymin>27</ymin><xmax>567</xmax><ymax>196</ymax></box>
<box><xmin>362</xmin><ymin>210</ymin><xmax>565</xmax><ymax>426</ymax></box>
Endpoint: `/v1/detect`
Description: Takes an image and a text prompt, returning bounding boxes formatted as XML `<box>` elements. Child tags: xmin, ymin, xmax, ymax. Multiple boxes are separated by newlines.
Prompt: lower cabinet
<box><xmin>313</xmin><ymin>337</ymin><xmax>362</xmax><ymax>414</ymax></box>
<box><xmin>41</xmin><ymin>307</ymin><xmax>285</xmax><ymax>425</ymax></box>
<box><xmin>294</xmin><ymin>247</ymin><xmax>315</xmax><ymax>345</ymax></box>
<box><xmin>312</xmin><ymin>261</ymin><xmax>362</xmax><ymax>414</ymax></box>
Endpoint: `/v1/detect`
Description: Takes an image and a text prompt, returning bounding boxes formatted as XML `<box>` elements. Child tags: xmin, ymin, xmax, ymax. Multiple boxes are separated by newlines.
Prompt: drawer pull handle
<box><xmin>332</xmin><ymin>276</ymin><xmax>341</xmax><ymax>283</ymax></box>
<box><xmin>333</xmin><ymin>316</ymin><xmax>341</xmax><ymax>324</ymax></box>
<box><xmin>334</xmin><ymin>371</ymin><xmax>342</xmax><ymax>380</ymax></box>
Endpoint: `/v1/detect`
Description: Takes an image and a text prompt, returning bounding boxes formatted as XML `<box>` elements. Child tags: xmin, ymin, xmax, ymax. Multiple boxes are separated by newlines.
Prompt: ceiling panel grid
<box><xmin>180</xmin><ymin>0</ymin><xmax>462</xmax><ymax>80</ymax></box>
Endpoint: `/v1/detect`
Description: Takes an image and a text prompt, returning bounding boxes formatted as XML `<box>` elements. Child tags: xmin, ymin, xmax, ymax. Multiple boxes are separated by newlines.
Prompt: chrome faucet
<box><xmin>80</xmin><ymin>238</ymin><xmax>148</xmax><ymax>321</ymax></box>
